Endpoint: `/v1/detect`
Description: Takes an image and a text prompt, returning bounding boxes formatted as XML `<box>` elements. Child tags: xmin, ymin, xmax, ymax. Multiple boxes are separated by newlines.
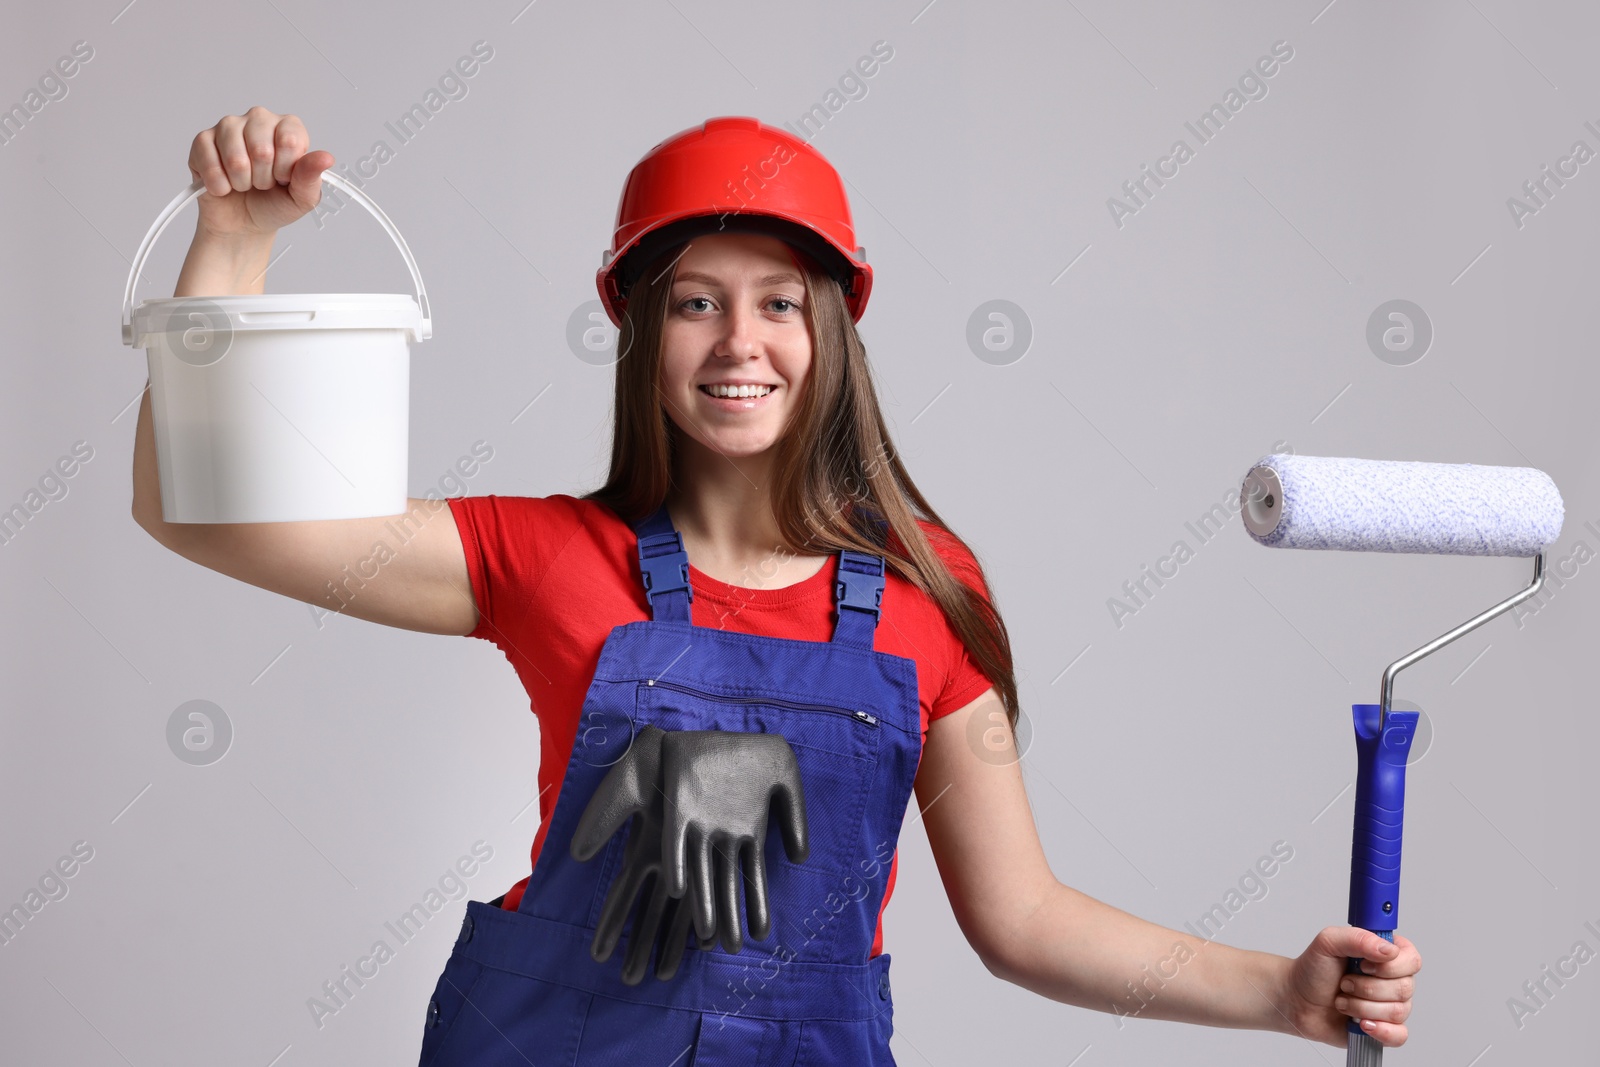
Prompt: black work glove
<box><xmin>659</xmin><ymin>730</ymin><xmax>810</xmax><ymax>954</ymax></box>
<box><xmin>570</xmin><ymin>724</ymin><xmax>713</xmax><ymax>984</ymax></box>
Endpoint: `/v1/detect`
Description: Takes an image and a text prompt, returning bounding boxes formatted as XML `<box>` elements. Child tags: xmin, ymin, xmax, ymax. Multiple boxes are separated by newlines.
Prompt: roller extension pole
<box><xmin>1238</xmin><ymin>454</ymin><xmax>1562</xmax><ymax>1064</ymax></box>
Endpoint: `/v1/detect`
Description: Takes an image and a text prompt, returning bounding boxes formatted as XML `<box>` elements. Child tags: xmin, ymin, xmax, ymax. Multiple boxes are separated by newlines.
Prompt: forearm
<box><xmin>174</xmin><ymin>224</ymin><xmax>274</xmax><ymax>298</ymax></box>
<box><xmin>130</xmin><ymin>383</ymin><xmax>162</xmax><ymax>530</ymax></box>
<box><xmin>988</xmin><ymin>880</ymin><xmax>1295</xmax><ymax>1034</ymax></box>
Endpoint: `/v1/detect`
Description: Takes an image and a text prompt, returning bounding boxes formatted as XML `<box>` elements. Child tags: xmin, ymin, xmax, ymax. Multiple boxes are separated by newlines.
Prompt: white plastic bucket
<box><xmin>121</xmin><ymin>172</ymin><xmax>432</xmax><ymax>523</ymax></box>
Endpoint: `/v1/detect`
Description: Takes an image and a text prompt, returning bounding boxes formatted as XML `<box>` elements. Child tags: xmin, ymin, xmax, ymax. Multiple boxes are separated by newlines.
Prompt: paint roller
<box><xmin>1239</xmin><ymin>453</ymin><xmax>1564</xmax><ymax>1066</ymax></box>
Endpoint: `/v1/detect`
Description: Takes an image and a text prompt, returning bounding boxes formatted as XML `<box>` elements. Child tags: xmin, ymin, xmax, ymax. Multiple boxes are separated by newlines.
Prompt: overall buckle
<box><xmin>638</xmin><ymin>532</ymin><xmax>692</xmax><ymax>602</ymax></box>
<box><xmin>835</xmin><ymin>553</ymin><xmax>885</xmax><ymax>620</ymax></box>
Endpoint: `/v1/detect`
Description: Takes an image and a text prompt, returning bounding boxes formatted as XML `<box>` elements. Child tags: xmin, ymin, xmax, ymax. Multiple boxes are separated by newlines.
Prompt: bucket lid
<box><xmin>129</xmin><ymin>292</ymin><xmax>426</xmax><ymax>348</ymax></box>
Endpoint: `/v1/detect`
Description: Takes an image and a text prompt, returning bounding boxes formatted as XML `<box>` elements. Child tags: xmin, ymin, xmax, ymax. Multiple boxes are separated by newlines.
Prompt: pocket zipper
<box><xmin>640</xmin><ymin>677</ymin><xmax>879</xmax><ymax>727</ymax></box>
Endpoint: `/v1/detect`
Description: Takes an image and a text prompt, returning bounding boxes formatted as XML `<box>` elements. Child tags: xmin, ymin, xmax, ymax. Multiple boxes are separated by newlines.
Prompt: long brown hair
<box><xmin>581</xmin><ymin>239</ymin><xmax>1020</xmax><ymax>731</ymax></box>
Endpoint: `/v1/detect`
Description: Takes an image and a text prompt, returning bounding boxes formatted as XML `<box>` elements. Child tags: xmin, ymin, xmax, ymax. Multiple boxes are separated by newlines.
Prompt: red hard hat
<box><xmin>596</xmin><ymin>116</ymin><xmax>873</xmax><ymax>327</ymax></box>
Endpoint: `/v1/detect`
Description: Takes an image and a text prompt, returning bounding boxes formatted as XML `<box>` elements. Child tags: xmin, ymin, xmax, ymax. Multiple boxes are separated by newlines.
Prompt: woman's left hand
<box><xmin>1281</xmin><ymin>927</ymin><xmax>1421</xmax><ymax>1048</ymax></box>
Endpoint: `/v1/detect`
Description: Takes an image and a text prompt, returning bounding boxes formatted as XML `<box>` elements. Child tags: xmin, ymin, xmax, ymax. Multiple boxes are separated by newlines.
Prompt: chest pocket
<box><xmin>633</xmin><ymin>680</ymin><xmax>884</xmax><ymax>939</ymax></box>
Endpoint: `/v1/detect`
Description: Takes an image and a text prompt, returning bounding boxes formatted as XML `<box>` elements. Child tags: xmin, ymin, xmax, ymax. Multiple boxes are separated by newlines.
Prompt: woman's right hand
<box><xmin>186</xmin><ymin>106</ymin><xmax>334</xmax><ymax>241</ymax></box>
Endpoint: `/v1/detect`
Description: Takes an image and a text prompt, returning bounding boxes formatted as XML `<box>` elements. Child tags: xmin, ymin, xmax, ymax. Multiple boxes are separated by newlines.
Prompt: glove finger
<box><xmin>590</xmin><ymin>813</ymin><xmax>651</xmax><ymax>962</ymax></box>
<box><xmin>662</xmin><ymin>791</ymin><xmax>690</xmax><ymax>900</ymax></box>
<box><xmin>772</xmin><ymin>774</ymin><xmax>809</xmax><ymax>864</ymax></box>
<box><xmin>621</xmin><ymin>871</ymin><xmax>671</xmax><ymax>987</ymax></box>
<box><xmin>743</xmin><ymin>839</ymin><xmax>771</xmax><ymax>942</ymax></box>
<box><xmin>655</xmin><ymin>889</ymin><xmax>697</xmax><ymax>981</ymax></box>
<box><xmin>715</xmin><ymin>835</ymin><xmax>744</xmax><ymax>955</ymax></box>
<box><xmin>689</xmin><ymin>828</ymin><xmax>718</xmax><ymax>944</ymax></box>
<box><xmin>591</xmin><ymin>875</ymin><xmax>633</xmax><ymax>963</ymax></box>
<box><xmin>572</xmin><ymin>765</ymin><xmax>644</xmax><ymax>863</ymax></box>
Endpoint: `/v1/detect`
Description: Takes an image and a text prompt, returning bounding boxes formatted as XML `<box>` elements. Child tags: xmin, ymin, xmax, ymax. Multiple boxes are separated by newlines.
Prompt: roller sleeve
<box><xmin>1240</xmin><ymin>453</ymin><xmax>1563</xmax><ymax>557</ymax></box>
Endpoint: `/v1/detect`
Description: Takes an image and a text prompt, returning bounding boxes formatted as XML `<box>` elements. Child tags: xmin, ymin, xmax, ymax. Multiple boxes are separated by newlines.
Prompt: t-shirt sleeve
<box><xmin>447</xmin><ymin>494</ymin><xmax>587</xmax><ymax>643</ymax></box>
<box><xmin>923</xmin><ymin>524</ymin><xmax>1000</xmax><ymax>721</ymax></box>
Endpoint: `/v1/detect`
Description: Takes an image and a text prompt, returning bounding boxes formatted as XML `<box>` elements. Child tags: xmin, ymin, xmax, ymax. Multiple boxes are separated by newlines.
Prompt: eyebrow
<box><xmin>672</xmin><ymin>269</ymin><xmax>803</xmax><ymax>288</ymax></box>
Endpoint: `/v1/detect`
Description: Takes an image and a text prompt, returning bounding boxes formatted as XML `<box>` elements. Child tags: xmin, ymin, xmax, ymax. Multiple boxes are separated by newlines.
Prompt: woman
<box><xmin>134</xmin><ymin>108</ymin><xmax>1419</xmax><ymax>1064</ymax></box>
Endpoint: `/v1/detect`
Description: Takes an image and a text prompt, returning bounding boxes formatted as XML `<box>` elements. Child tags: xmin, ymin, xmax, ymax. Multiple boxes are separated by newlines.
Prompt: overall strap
<box><xmin>636</xmin><ymin>501</ymin><xmax>887</xmax><ymax>643</ymax></box>
<box><xmin>633</xmin><ymin>501</ymin><xmax>692</xmax><ymax>623</ymax></box>
<box><xmin>832</xmin><ymin>550</ymin><xmax>886</xmax><ymax>649</ymax></box>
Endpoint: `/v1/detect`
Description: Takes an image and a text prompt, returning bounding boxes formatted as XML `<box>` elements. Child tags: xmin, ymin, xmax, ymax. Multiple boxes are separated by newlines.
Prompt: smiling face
<box><xmin>657</xmin><ymin>231</ymin><xmax>815</xmax><ymax>464</ymax></box>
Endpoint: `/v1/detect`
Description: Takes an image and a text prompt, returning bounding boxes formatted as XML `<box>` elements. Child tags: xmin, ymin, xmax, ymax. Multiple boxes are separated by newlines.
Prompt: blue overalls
<box><xmin>419</xmin><ymin>502</ymin><xmax>924</xmax><ymax>1065</ymax></box>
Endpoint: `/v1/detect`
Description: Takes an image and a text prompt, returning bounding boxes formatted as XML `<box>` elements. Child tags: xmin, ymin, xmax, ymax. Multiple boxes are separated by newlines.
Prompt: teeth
<box><xmin>704</xmin><ymin>384</ymin><xmax>774</xmax><ymax>398</ymax></box>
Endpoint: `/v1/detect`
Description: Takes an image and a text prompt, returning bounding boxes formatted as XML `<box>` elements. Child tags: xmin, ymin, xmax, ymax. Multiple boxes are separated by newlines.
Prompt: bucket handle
<box><xmin>121</xmin><ymin>170</ymin><xmax>432</xmax><ymax>345</ymax></box>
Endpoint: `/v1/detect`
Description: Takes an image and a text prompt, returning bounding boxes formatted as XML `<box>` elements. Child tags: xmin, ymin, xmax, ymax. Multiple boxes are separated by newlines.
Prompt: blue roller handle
<box><xmin>1345</xmin><ymin>703</ymin><xmax>1418</xmax><ymax>1056</ymax></box>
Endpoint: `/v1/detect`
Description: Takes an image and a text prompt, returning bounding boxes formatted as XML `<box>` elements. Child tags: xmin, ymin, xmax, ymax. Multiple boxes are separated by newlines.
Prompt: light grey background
<box><xmin>3</xmin><ymin>0</ymin><xmax>1595</xmax><ymax>1063</ymax></box>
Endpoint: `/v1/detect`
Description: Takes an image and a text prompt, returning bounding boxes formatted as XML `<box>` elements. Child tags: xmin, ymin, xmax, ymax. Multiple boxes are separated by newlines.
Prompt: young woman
<box><xmin>135</xmin><ymin>108</ymin><xmax>1419</xmax><ymax>1064</ymax></box>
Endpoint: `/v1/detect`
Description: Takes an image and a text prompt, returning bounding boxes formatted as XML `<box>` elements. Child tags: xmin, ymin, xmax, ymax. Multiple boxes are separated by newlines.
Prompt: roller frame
<box><xmin>1344</xmin><ymin>551</ymin><xmax>1545</xmax><ymax>1065</ymax></box>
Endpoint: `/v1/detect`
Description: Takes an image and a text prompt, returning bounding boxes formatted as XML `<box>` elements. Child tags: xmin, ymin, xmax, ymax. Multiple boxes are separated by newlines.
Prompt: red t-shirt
<box><xmin>447</xmin><ymin>493</ymin><xmax>996</xmax><ymax>958</ymax></box>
